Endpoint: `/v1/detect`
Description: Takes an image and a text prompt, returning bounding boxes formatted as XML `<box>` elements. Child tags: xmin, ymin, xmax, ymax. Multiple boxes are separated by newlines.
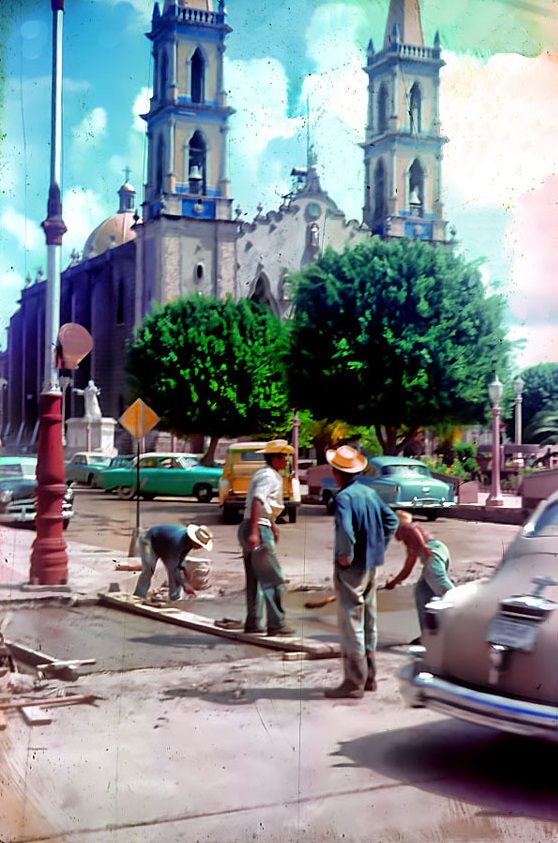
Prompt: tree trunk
<box><xmin>200</xmin><ymin>435</ymin><xmax>219</xmax><ymax>466</ymax></box>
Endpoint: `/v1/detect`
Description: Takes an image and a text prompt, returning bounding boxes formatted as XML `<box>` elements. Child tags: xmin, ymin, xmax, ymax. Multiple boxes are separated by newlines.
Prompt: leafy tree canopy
<box><xmin>502</xmin><ymin>363</ymin><xmax>558</xmax><ymax>437</ymax></box>
<box><xmin>127</xmin><ymin>295</ymin><xmax>291</xmax><ymax>442</ymax></box>
<box><xmin>287</xmin><ymin>238</ymin><xmax>510</xmax><ymax>453</ymax></box>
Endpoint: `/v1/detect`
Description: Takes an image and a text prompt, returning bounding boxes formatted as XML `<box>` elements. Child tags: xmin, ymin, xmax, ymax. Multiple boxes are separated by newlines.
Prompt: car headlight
<box><xmin>0</xmin><ymin>490</ymin><xmax>13</xmax><ymax>504</ymax></box>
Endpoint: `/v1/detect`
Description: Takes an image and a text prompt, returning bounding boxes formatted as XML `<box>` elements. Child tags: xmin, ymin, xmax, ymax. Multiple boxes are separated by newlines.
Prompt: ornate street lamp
<box><xmin>29</xmin><ymin>0</ymin><xmax>68</xmax><ymax>586</ymax></box>
<box><xmin>486</xmin><ymin>375</ymin><xmax>504</xmax><ymax>507</ymax></box>
<box><xmin>513</xmin><ymin>375</ymin><xmax>525</xmax><ymax>446</ymax></box>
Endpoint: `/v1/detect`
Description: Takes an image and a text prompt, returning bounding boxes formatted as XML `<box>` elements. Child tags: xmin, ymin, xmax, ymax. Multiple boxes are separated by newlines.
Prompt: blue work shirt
<box><xmin>334</xmin><ymin>478</ymin><xmax>398</xmax><ymax>570</ymax></box>
<box><xmin>147</xmin><ymin>524</ymin><xmax>194</xmax><ymax>565</ymax></box>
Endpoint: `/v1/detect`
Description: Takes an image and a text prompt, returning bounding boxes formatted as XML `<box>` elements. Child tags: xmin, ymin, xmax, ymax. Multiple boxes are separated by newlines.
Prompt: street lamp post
<box><xmin>486</xmin><ymin>375</ymin><xmax>504</xmax><ymax>508</ymax></box>
<box><xmin>59</xmin><ymin>375</ymin><xmax>72</xmax><ymax>446</ymax></box>
<box><xmin>513</xmin><ymin>375</ymin><xmax>525</xmax><ymax>448</ymax></box>
<box><xmin>0</xmin><ymin>378</ymin><xmax>7</xmax><ymax>451</ymax></box>
<box><xmin>29</xmin><ymin>0</ymin><xmax>69</xmax><ymax>586</ymax></box>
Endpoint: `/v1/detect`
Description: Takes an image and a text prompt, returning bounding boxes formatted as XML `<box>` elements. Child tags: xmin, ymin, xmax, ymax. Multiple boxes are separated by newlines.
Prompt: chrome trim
<box><xmin>399</xmin><ymin>661</ymin><xmax>558</xmax><ymax>739</ymax></box>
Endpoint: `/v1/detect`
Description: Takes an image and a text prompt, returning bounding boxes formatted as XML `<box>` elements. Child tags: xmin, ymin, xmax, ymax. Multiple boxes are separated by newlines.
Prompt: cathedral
<box><xmin>0</xmin><ymin>0</ymin><xmax>448</xmax><ymax>452</ymax></box>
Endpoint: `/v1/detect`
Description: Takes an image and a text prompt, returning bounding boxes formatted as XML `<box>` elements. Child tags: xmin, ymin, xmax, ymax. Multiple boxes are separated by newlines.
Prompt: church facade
<box><xmin>1</xmin><ymin>0</ymin><xmax>448</xmax><ymax>452</ymax></box>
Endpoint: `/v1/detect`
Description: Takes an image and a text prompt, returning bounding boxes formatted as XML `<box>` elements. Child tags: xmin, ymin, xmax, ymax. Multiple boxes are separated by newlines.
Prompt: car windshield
<box><xmin>0</xmin><ymin>461</ymin><xmax>36</xmax><ymax>479</ymax></box>
<box><xmin>381</xmin><ymin>464</ymin><xmax>430</xmax><ymax>478</ymax></box>
<box><xmin>526</xmin><ymin>501</ymin><xmax>558</xmax><ymax>537</ymax></box>
<box><xmin>91</xmin><ymin>457</ymin><xmax>111</xmax><ymax>467</ymax></box>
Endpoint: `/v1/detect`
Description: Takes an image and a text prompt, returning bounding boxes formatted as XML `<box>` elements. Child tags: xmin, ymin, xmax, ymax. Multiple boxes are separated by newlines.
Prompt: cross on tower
<box><xmin>123</xmin><ymin>166</ymin><xmax>131</xmax><ymax>183</ymax></box>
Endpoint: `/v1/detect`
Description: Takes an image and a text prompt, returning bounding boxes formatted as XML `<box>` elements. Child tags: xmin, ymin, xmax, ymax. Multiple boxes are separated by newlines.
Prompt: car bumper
<box><xmin>399</xmin><ymin>657</ymin><xmax>558</xmax><ymax>740</ymax></box>
<box><xmin>395</xmin><ymin>500</ymin><xmax>455</xmax><ymax>510</ymax></box>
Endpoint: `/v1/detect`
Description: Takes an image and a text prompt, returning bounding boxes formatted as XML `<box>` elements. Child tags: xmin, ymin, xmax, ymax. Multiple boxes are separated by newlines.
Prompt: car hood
<box><xmin>0</xmin><ymin>477</ymin><xmax>36</xmax><ymax>498</ymax></box>
<box><xmin>423</xmin><ymin>555</ymin><xmax>558</xmax><ymax>703</ymax></box>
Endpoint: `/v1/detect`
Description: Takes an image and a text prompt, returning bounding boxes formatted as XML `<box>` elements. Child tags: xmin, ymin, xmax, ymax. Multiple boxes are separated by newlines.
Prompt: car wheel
<box><xmin>287</xmin><ymin>506</ymin><xmax>297</xmax><ymax>524</ymax></box>
<box><xmin>141</xmin><ymin>493</ymin><xmax>155</xmax><ymax>501</ymax></box>
<box><xmin>117</xmin><ymin>486</ymin><xmax>136</xmax><ymax>500</ymax></box>
<box><xmin>87</xmin><ymin>474</ymin><xmax>95</xmax><ymax>487</ymax></box>
<box><xmin>195</xmin><ymin>484</ymin><xmax>213</xmax><ymax>503</ymax></box>
<box><xmin>425</xmin><ymin>510</ymin><xmax>440</xmax><ymax>521</ymax></box>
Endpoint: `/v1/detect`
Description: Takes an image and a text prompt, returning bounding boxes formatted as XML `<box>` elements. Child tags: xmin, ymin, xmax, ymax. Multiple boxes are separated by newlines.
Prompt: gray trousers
<box><xmin>334</xmin><ymin>566</ymin><xmax>377</xmax><ymax>688</ymax></box>
<box><xmin>237</xmin><ymin>520</ymin><xmax>286</xmax><ymax>632</ymax></box>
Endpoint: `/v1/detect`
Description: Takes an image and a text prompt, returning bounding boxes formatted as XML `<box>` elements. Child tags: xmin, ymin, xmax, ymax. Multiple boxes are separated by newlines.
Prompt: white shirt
<box><xmin>244</xmin><ymin>465</ymin><xmax>284</xmax><ymax>527</ymax></box>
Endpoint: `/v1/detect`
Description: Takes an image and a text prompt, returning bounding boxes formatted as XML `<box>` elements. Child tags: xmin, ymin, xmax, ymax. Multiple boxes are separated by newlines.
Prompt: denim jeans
<box><xmin>334</xmin><ymin>565</ymin><xmax>377</xmax><ymax>687</ymax></box>
<box><xmin>134</xmin><ymin>530</ymin><xmax>186</xmax><ymax>601</ymax></box>
<box><xmin>237</xmin><ymin>520</ymin><xmax>286</xmax><ymax>632</ymax></box>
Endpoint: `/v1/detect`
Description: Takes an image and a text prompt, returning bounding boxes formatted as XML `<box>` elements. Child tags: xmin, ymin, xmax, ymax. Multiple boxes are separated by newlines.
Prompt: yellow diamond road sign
<box><xmin>119</xmin><ymin>399</ymin><xmax>160</xmax><ymax>439</ymax></box>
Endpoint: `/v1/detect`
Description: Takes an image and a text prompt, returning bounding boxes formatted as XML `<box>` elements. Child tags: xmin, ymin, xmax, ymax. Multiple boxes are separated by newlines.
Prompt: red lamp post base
<box><xmin>29</xmin><ymin>391</ymin><xmax>68</xmax><ymax>585</ymax></box>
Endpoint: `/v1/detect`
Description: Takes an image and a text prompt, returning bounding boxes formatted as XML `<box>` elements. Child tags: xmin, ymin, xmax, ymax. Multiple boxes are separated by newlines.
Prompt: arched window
<box><xmin>116</xmin><ymin>281</ymin><xmax>125</xmax><ymax>325</ymax></box>
<box><xmin>377</xmin><ymin>83</ymin><xmax>388</xmax><ymax>134</ymax></box>
<box><xmin>374</xmin><ymin>159</ymin><xmax>387</xmax><ymax>223</ymax></box>
<box><xmin>410</xmin><ymin>82</ymin><xmax>421</xmax><ymax>133</ymax></box>
<box><xmin>156</xmin><ymin>136</ymin><xmax>165</xmax><ymax>195</ymax></box>
<box><xmin>250</xmin><ymin>273</ymin><xmax>279</xmax><ymax>316</ymax></box>
<box><xmin>159</xmin><ymin>51</ymin><xmax>168</xmax><ymax>102</ymax></box>
<box><xmin>188</xmin><ymin>130</ymin><xmax>207</xmax><ymax>195</ymax></box>
<box><xmin>191</xmin><ymin>48</ymin><xmax>205</xmax><ymax>104</ymax></box>
<box><xmin>409</xmin><ymin>159</ymin><xmax>424</xmax><ymax>217</ymax></box>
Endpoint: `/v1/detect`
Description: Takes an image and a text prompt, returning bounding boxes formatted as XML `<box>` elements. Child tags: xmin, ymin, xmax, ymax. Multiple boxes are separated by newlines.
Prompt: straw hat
<box><xmin>325</xmin><ymin>445</ymin><xmax>367</xmax><ymax>474</ymax></box>
<box><xmin>186</xmin><ymin>524</ymin><xmax>214</xmax><ymax>551</ymax></box>
<box><xmin>256</xmin><ymin>439</ymin><xmax>295</xmax><ymax>455</ymax></box>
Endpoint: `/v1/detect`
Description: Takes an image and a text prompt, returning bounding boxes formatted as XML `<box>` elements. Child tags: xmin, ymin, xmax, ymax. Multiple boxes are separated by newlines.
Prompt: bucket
<box><xmin>185</xmin><ymin>556</ymin><xmax>211</xmax><ymax>590</ymax></box>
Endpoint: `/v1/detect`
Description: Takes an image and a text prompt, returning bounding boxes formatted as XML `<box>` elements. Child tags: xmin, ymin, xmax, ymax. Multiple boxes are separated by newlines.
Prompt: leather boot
<box><xmin>365</xmin><ymin>652</ymin><xmax>377</xmax><ymax>692</ymax></box>
<box><xmin>324</xmin><ymin>679</ymin><xmax>364</xmax><ymax>699</ymax></box>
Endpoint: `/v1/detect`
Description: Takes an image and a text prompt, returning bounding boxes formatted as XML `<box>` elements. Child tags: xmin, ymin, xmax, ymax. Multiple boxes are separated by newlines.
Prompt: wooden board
<box><xmin>99</xmin><ymin>592</ymin><xmax>340</xmax><ymax>658</ymax></box>
<box><xmin>21</xmin><ymin>706</ymin><xmax>53</xmax><ymax>726</ymax></box>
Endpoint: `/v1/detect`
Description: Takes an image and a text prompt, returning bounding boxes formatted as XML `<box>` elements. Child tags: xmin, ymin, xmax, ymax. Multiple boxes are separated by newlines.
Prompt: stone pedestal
<box><xmin>65</xmin><ymin>417</ymin><xmax>117</xmax><ymax>458</ymax></box>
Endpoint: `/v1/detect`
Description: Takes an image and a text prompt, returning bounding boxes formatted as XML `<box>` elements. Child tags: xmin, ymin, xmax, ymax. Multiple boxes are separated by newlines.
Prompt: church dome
<box><xmin>83</xmin><ymin>179</ymin><xmax>138</xmax><ymax>260</ymax></box>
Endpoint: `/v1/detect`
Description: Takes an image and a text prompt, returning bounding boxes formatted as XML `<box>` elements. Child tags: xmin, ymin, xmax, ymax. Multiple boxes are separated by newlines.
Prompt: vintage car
<box><xmin>65</xmin><ymin>452</ymin><xmax>112</xmax><ymax>488</ymax></box>
<box><xmin>320</xmin><ymin>456</ymin><xmax>455</xmax><ymax>520</ymax></box>
<box><xmin>99</xmin><ymin>452</ymin><xmax>222</xmax><ymax>501</ymax></box>
<box><xmin>0</xmin><ymin>456</ymin><xmax>74</xmax><ymax>528</ymax></box>
<box><xmin>218</xmin><ymin>441</ymin><xmax>301</xmax><ymax>524</ymax></box>
<box><xmin>399</xmin><ymin>491</ymin><xmax>558</xmax><ymax>742</ymax></box>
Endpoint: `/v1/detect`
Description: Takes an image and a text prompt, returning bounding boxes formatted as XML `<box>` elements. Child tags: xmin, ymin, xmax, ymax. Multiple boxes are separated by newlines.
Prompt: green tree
<box><xmin>127</xmin><ymin>295</ymin><xmax>291</xmax><ymax>463</ymax></box>
<box><xmin>503</xmin><ymin>363</ymin><xmax>558</xmax><ymax>439</ymax></box>
<box><xmin>524</xmin><ymin>406</ymin><xmax>558</xmax><ymax>446</ymax></box>
<box><xmin>288</xmin><ymin>238</ymin><xmax>510</xmax><ymax>454</ymax></box>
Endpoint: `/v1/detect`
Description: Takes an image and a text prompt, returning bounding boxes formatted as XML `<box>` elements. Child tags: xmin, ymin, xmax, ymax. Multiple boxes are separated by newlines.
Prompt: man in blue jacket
<box><xmin>324</xmin><ymin>445</ymin><xmax>398</xmax><ymax>699</ymax></box>
<box><xmin>134</xmin><ymin>523</ymin><xmax>213</xmax><ymax>601</ymax></box>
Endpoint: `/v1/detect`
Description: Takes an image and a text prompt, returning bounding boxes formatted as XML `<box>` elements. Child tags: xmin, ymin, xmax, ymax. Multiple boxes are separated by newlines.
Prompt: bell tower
<box><xmin>362</xmin><ymin>0</ymin><xmax>448</xmax><ymax>242</ymax></box>
<box><xmin>135</xmin><ymin>0</ymin><xmax>239</xmax><ymax>324</ymax></box>
<box><xmin>143</xmin><ymin>0</ymin><xmax>234</xmax><ymax>222</ymax></box>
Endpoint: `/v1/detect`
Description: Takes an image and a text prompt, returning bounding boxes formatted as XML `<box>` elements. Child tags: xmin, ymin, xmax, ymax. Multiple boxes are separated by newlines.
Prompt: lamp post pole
<box><xmin>292</xmin><ymin>411</ymin><xmax>299</xmax><ymax>478</ymax></box>
<box><xmin>29</xmin><ymin>0</ymin><xmax>69</xmax><ymax>586</ymax></box>
<box><xmin>513</xmin><ymin>375</ymin><xmax>524</xmax><ymax>448</ymax></box>
<box><xmin>0</xmin><ymin>378</ymin><xmax>7</xmax><ymax>451</ymax></box>
<box><xmin>486</xmin><ymin>375</ymin><xmax>504</xmax><ymax>508</ymax></box>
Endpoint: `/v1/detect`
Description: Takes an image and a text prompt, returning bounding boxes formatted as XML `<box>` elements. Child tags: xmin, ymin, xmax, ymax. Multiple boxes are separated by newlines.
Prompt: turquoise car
<box><xmin>99</xmin><ymin>452</ymin><xmax>222</xmax><ymax>502</ymax></box>
<box><xmin>321</xmin><ymin>456</ymin><xmax>455</xmax><ymax>521</ymax></box>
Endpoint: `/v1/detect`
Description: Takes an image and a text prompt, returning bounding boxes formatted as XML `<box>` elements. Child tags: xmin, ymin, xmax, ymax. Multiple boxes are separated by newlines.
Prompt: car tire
<box><xmin>141</xmin><ymin>493</ymin><xmax>155</xmax><ymax>501</ymax></box>
<box><xmin>425</xmin><ymin>510</ymin><xmax>440</xmax><ymax>521</ymax></box>
<box><xmin>195</xmin><ymin>484</ymin><xmax>213</xmax><ymax>503</ymax></box>
<box><xmin>117</xmin><ymin>486</ymin><xmax>136</xmax><ymax>500</ymax></box>
<box><xmin>287</xmin><ymin>506</ymin><xmax>297</xmax><ymax>524</ymax></box>
<box><xmin>87</xmin><ymin>474</ymin><xmax>95</xmax><ymax>487</ymax></box>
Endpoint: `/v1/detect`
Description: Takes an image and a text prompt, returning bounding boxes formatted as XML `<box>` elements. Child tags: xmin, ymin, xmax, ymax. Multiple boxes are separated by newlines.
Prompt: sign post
<box><xmin>119</xmin><ymin>398</ymin><xmax>160</xmax><ymax>556</ymax></box>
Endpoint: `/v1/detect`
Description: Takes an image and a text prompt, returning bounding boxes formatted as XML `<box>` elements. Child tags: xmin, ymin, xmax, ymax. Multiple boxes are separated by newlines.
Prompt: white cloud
<box><xmin>508</xmin><ymin>324</ymin><xmax>558</xmax><ymax>369</ymax></box>
<box><xmin>96</xmin><ymin>0</ymin><xmax>152</xmax><ymax>23</ymax></box>
<box><xmin>441</xmin><ymin>51</ymin><xmax>558</xmax><ymax>209</ymax></box>
<box><xmin>0</xmin><ymin>207</ymin><xmax>43</xmax><ymax>251</ymax></box>
<box><xmin>132</xmin><ymin>87</ymin><xmax>151</xmax><ymax>132</ymax></box>
<box><xmin>71</xmin><ymin>107</ymin><xmax>108</xmax><ymax>148</ymax></box>
<box><xmin>61</xmin><ymin>187</ymin><xmax>111</xmax><ymax>258</ymax></box>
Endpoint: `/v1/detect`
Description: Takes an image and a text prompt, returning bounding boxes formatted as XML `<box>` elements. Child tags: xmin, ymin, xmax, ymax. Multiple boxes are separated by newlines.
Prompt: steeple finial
<box><xmin>367</xmin><ymin>38</ymin><xmax>375</xmax><ymax>64</ymax></box>
<box><xmin>383</xmin><ymin>0</ymin><xmax>424</xmax><ymax>49</ymax></box>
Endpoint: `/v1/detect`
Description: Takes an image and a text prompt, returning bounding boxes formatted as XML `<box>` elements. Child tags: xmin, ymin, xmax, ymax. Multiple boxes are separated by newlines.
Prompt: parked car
<box><xmin>399</xmin><ymin>490</ymin><xmax>558</xmax><ymax>742</ymax></box>
<box><xmin>105</xmin><ymin>455</ymin><xmax>135</xmax><ymax>470</ymax></box>
<box><xmin>65</xmin><ymin>452</ymin><xmax>112</xmax><ymax>488</ymax></box>
<box><xmin>218</xmin><ymin>441</ymin><xmax>301</xmax><ymax>524</ymax></box>
<box><xmin>99</xmin><ymin>452</ymin><xmax>222</xmax><ymax>501</ymax></box>
<box><xmin>320</xmin><ymin>456</ymin><xmax>455</xmax><ymax>520</ymax></box>
<box><xmin>0</xmin><ymin>456</ymin><xmax>74</xmax><ymax>529</ymax></box>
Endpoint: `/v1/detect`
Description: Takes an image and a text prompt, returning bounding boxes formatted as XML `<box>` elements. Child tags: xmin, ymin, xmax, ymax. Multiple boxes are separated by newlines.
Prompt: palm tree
<box><xmin>524</xmin><ymin>405</ymin><xmax>558</xmax><ymax>446</ymax></box>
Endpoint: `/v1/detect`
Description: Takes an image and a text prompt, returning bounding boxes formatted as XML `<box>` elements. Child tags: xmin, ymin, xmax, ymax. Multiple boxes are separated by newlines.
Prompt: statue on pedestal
<box><xmin>73</xmin><ymin>380</ymin><xmax>102</xmax><ymax>421</ymax></box>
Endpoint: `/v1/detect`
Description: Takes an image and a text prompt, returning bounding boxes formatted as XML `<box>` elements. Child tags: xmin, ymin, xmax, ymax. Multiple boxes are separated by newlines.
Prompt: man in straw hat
<box><xmin>237</xmin><ymin>439</ymin><xmax>296</xmax><ymax>636</ymax></box>
<box><xmin>134</xmin><ymin>523</ymin><xmax>214</xmax><ymax>601</ymax></box>
<box><xmin>324</xmin><ymin>445</ymin><xmax>398</xmax><ymax>699</ymax></box>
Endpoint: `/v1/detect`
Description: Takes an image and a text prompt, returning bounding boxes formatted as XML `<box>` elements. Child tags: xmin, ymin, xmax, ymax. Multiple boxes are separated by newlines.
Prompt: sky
<box><xmin>1</xmin><ymin>0</ymin><xmax>558</xmax><ymax>373</ymax></box>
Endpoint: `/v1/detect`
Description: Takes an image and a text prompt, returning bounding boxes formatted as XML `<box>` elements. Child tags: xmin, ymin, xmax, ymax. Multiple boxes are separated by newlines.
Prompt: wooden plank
<box><xmin>35</xmin><ymin>659</ymin><xmax>96</xmax><ymax>671</ymax></box>
<box><xmin>0</xmin><ymin>694</ymin><xmax>98</xmax><ymax>712</ymax></box>
<box><xmin>21</xmin><ymin>706</ymin><xmax>52</xmax><ymax>726</ymax></box>
<box><xmin>99</xmin><ymin>591</ymin><xmax>340</xmax><ymax>658</ymax></box>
